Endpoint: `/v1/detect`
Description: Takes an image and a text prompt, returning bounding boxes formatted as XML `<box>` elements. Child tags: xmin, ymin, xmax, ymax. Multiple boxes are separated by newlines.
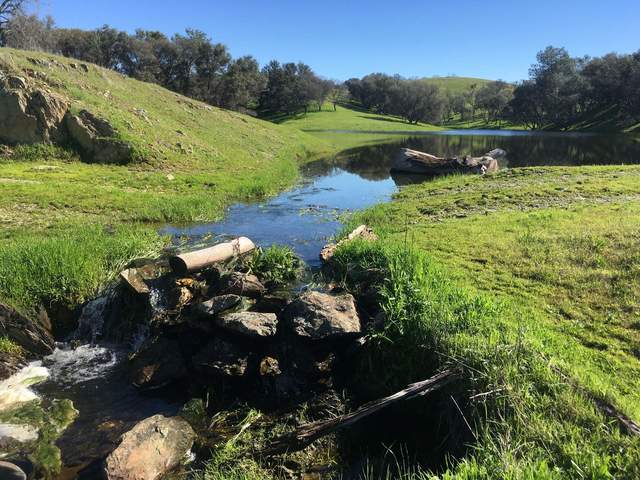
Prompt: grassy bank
<box><xmin>0</xmin><ymin>48</ymin><xmax>331</xmax><ymax>317</ymax></box>
<box><xmin>331</xmin><ymin>165</ymin><xmax>640</xmax><ymax>477</ymax></box>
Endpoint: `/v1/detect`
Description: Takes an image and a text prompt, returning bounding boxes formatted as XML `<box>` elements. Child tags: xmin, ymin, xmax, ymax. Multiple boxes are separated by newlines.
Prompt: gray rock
<box><xmin>105</xmin><ymin>415</ymin><xmax>195</xmax><ymax>480</ymax></box>
<box><xmin>216</xmin><ymin>311</ymin><xmax>278</xmax><ymax>338</ymax></box>
<box><xmin>193</xmin><ymin>338</ymin><xmax>248</xmax><ymax>377</ymax></box>
<box><xmin>284</xmin><ymin>291</ymin><xmax>360</xmax><ymax>340</ymax></box>
<box><xmin>195</xmin><ymin>294</ymin><xmax>242</xmax><ymax>317</ymax></box>
<box><xmin>0</xmin><ymin>461</ymin><xmax>27</xmax><ymax>480</ymax></box>
<box><xmin>223</xmin><ymin>272</ymin><xmax>265</xmax><ymax>298</ymax></box>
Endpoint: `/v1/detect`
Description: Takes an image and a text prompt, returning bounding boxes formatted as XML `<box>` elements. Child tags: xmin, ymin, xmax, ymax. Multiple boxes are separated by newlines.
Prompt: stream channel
<box><xmin>21</xmin><ymin>130</ymin><xmax>640</xmax><ymax>477</ymax></box>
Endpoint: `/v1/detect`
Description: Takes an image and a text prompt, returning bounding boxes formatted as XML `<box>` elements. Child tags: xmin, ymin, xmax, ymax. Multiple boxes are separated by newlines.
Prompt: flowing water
<box><xmin>23</xmin><ymin>130</ymin><xmax>640</xmax><ymax>476</ymax></box>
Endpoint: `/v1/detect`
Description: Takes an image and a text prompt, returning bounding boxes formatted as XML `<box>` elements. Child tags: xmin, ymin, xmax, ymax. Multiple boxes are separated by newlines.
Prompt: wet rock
<box><xmin>223</xmin><ymin>272</ymin><xmax>266</xmax><ymax>298</ymax></box>
<box><xmin>65</xmin><ymin>110</ymin><xmax>133</xmax><ymax>164</ymax></box>
<box><xmin>120</xmin><ymin>268</ymin><xmax>150</xmax><ymax>295</ymax></box>
<box><xmin>0</xmin><ymin>303</ymin><xmax>54</xmax><ymax>357</ymax></box>
<box><xmin>193</xmin><ymin>338</ymin><xmax>248</xmax><ymax>377</ymax></box>
<box><xmin>0</xmin><ymin>461</ymin><xmax>27</xmax><ymax>480</ymax></box>
<box><xmin>195</xmin><ymin>294</ymin><xmax>242</xmax><ymax>317</ymax></box>
<box><xmin>216</xmin><ymin>311</ymin><xmax>278</xmax><ymax>338</ymax></box>
<box><xmin>130</xmin><ymin>338</ymin><xmax>187</xmax><ymax>389</ymax></box>
<box><xmin>284</xmin><ymin>291</ymin><xmax>361</xmax><ymax>340</ymax></box>
<box><xmin>104</xmin><ymin>414</ymin><xmax>195</xmax><ymax>480</ymax></box>
<box><xmin>0</xmin><ymin>77</ymin><xmax>68</xmax><ymax>144</ymax></box>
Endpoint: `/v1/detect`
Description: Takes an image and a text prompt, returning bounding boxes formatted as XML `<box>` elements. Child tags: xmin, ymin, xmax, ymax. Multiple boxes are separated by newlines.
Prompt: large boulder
<box><xmin>104</xmin><ymin>415</ymin><xmax>195</xmax><ymax>480</ymax></box>
<box><xmin>0</xmin><ymin>76</ymin><xmax>68</xmax><ymax>144</ymax></box>
<box><xmin>284</xmin><ymin>291</ymin><xmax>361</xmax><ymax>340</ymax></box>
<box><xmin>0</xmin><ymin>461</ymin><xmax>27</xmax><ymax>480</ymax></box>
<box><xmin>216</xmin><ymin>311</ymin><xmax>278</xmax><ymax>338</ymax></box>
<box><xmin>0</xmin><ymin>303</ymin><xmax>54</xmax><ymax>358</ymax></box>
<box><xmin>65</xmin><ymin>110</ymin><xmax>133</xmax><ymax>164</ymax></box>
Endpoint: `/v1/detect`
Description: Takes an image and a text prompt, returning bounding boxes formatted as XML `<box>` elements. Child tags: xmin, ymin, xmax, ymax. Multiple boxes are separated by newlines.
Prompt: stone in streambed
<box><xmin>194</xmin><ymin>294</ymin><xmax>242</xmax><ymax>317</ymax></box>
<box><xmin>130</xmin><ymin>338</ymin><xmax>187</xmax><ymax>389</ymax></box>
<box><xmin>104</xmin><ymin>414</ymin><xmax>194</xmax><ymax>480</ymax></box>
<box><xmin>215</xmin><ymin>311</ymin><xmax>278</xmax><ymax>338</ymax></box>
<box><xmin>284</xmin><ymin>291</ymin><xmax>360</xmax><ymax>340</ymax></box>
<box><xmin>222</xmin><ymin>272</ymin><xmax>265</xmax><ymax>298</ymax></box>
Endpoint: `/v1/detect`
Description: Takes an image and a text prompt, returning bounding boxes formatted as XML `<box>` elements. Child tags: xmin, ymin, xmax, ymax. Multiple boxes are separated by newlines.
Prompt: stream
<box><xmin>24</xmin><ymin>130</ymin><xmax>640</xmax><ymax>477</ymax></box>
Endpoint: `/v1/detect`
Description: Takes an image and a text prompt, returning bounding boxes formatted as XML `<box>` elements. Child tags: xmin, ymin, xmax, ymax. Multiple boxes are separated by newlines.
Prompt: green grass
<box><xmin>0</xmin><ymin>336</ymin><xmax>22</xmax><ymax>355</ymax></box>
<box><xmin>422</xmin><ymin>76</ymin><xmax>492</xmax><ymax>94</ymax></box>
<box><xmin>330</xmin><ymin>165</ymin><xmax>640</xmax><ymax>478</ymax></box>
<box><xmin>0</xmin><ymin>48</ymin><xmax>335</xmax><ymax>315</ymax></box>
<box><xmin>248</xmin><ymin>245</ymin><xmax>302</xmax><ymax>288</ymax></box>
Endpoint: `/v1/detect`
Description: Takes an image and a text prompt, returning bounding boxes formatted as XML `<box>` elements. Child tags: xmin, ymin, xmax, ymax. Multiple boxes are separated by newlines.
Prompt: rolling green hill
<box><xmin>0</xmin><ymin>48</ymin><xmax>329</xmax><ymax>315</ymax></box>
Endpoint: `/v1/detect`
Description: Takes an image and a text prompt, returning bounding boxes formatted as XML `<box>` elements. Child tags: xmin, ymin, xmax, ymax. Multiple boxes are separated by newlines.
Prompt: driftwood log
<box><xmin>169</xmin><ymin>237</ymin><xmax>256</xmax><ymax>275</ymax></box>
<box><xmin>263</xmin><ymin>369</ymin><xmax>457</xmax><ymax>455</ymax></box>
<box><xmin>391</xmin><ymin>148</ymin><xmax>505</xmax><ymax>175</ymax></box>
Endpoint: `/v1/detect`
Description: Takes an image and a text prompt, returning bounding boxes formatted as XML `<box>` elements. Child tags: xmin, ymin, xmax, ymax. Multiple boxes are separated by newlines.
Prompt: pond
<box><xmin>164</xmin><ymin>129</ymin><xmax>640</xmax><ymax>265</ymax></box>
<box><xmin>33</xmin><ymin>129</ymin><xmax>640</xmax><ymax>477</ymax></box>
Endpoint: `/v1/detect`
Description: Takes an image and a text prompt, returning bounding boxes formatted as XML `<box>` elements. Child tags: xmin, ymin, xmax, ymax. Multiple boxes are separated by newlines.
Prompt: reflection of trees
<box><xmin>303</xmin><ymin>133</ymin><xmax>640</xmax><ymax>182</ymax></box>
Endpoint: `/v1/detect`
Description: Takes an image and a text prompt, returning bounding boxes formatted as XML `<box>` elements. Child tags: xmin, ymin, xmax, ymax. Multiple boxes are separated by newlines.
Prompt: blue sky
<box><xmin>34</xmin><ymin>0</ymin><xmax>639</xmax><ymax>82</ymax></box>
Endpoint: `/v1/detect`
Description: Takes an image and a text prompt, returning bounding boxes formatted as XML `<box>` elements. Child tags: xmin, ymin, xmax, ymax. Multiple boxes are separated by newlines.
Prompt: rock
<box><xmin>253</xmin><ymin>294</ymin><xmax>290</xmax><ymax>314</ymax></box>
<box><xmin>120</xmin><ymin>268</ymin><xmax>150</xmax><ymax>295</ymax></box>
<box><xmin>130</xmin><ymin>338</ymin><xmax>187</xmax><ymax>389</ymax></box>
<box><xmin>216</xmin><ymin>311</ymin><xmax>278</xmax><ymax>338</ymax></box>
<box><xmin>284</xmin><ymin>291</ymin><xmax>361</xmax><ymax>340</ymax></box>
<box><xmin>192</xmin><ymin>338</ymin><xmax>248</xmax><ymax>377</ymax></box>
<box><xmin>65</xmin><ymin>110</ymin><xmax>133</xmax><ymax>164</ymax></box>
<box><xmin>320</xmin><ymin>225</ymin><xmax>378</xmax><ymax>263</ymax></box>
<box><xmin>105</xmin><ymin>414</ymin><xmax>195</xmax><ymax>480</ymax></box>
<box><xmin>0</xmin><ymin>461</ymin><xmax>27</xmax><ymax>480</ymax></box>
<box><xmin>259</xmin><ymin>356</ymin><xmax>281</xmax><ymax>376</ymax></box>
<box><xmin>0</xmin><ymin>77</ymin><xmax>68</xmax><ymax>144</ymax></box>
<box><xmin>0</xmin><ymin>351</ymin><xmax>24</xmax><ymax>381</ymax></box>
<box><xmin>0</xmin><ymin>303</ymin><xmax>54</xmax><ymax>357</ymax></box>
<box><xmin>223</xmin><ymin>272</ymin><xmax>266</xmax><ymax>298</ymax></box>
<box><xmin>195</xmin><ymin>294</ymin><xmax>242</xmax><ymax>317</ymax></box>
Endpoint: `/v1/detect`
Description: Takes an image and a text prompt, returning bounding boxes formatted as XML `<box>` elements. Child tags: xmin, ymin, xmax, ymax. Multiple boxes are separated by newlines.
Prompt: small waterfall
<box><xmin>42</xmin><ymin>344</ymin><xmax>122</xmax><ymax>388</ymax></box>
<box><xmin>74</xmin><ymin>295</ymin><xmax>110</xmax><ymax>344</ymax></box>
<box><xmin>0</xmin><ymin>363</ymin><xmax>49</xmax><ymax>411</ymax></box>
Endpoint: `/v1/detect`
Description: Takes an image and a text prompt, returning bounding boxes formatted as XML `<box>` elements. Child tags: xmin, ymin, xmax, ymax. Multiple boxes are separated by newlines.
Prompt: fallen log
<box><xmin>169</xmin><ymin>237</ymin><xmax>256</xmax><ymax>275</ymax></box>
<box><xmin>391</xmin><ymin>148</ymin><xmax>504</xmax><ymax>176</ymax></box>
<box><xmin>262</xmin><ymin>369</ymin><xmax>457</xmax><ymax>455</ymax></box>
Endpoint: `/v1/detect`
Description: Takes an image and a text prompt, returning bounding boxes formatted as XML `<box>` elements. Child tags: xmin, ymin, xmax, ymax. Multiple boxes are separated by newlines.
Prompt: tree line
<box><xmin>0</xmin><ymin>10</ymin><xmax>342</xmax><ymax>115</ymax></box>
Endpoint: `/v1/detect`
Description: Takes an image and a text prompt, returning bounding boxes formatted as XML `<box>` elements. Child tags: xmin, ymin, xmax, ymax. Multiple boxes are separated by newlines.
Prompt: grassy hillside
<box><xmin>337</xmin><ymin>165</ymin><xmax>640</xmax><ymax>477</ymax></box>
<box><xmin>0</xmin><ymin>48</ymin><xmax>329</xmax><ymax>315</ymax></box>
<box><xmin>422</xmin><ymin>76</ymin><xmax>492</xmax><ymax>94</ymax></box>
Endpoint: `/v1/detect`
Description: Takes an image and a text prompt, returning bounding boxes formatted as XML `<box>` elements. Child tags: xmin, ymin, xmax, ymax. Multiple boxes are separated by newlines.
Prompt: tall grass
<box><xmin>248</xmin><ymin>245</ymin><xmax>302</xmax><ymax>287</ymax></box>
<box><xmin>0</xmin><ymin>223</ymin><xmax>165</xmax><ymax>315</ymax></box>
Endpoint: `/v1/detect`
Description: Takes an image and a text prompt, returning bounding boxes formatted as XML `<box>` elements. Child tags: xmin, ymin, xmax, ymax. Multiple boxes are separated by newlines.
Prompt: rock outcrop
<box><xmin>65</xmin><ymin>110</ymin><xmax>133</xmax><ymax>164</ymax></box>
<box><xmin>0</xmin><ymin>75</ymin><xmax>68</xmax><ymax>144</ymax></box>
<box><xmin>284</xmin><ymin>291</ymin><xmax>361</xmax><ymax>340</ymax></box>
<box><xmin>105</xmin><ymin>414</ymin><xmax>195</xmax><ymax>480</ymax></box>
<box><xmin>0</xmin><ymin>303</ymin><xmax>54</xmax><ymax>359</ymax></box>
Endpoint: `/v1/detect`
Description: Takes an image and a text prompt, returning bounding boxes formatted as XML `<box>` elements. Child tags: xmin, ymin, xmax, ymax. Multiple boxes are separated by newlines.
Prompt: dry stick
<box><xmin>550</xmin><ymin>364</ymin><xmax>640</xmax><ymax>437</ymax></box>
<box><xmin>262</xmin><ymin>369</ymin><xmax>457</xmax><ymax>455</ymax></box>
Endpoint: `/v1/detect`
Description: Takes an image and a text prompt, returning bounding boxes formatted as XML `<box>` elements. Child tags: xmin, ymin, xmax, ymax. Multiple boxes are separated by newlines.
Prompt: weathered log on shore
<box><xmin>169</xmin><ymin>237</ymin><xmax>256</xmax><ymax>275</ymax></box>
<box><xmin>391</xmin><ymin>148</ymin><xmax>505</xmax><ymax>175</ymax></box>
<box><xmin>263</xmin><ymin>369</ymin><xmax>457</xmax><ymax>455</ymax></box>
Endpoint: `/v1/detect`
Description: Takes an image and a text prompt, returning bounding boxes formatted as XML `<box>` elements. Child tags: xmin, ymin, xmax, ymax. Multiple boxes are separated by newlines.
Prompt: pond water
<box><xmin>32</xmin><ymin>129</ymin><xmax>640</xmax><ymax>477</ymax></box>
<box><xmin>164</xmin><ymin>129</ymin><xmax>640</xmax><ymax>265</ymax></box>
